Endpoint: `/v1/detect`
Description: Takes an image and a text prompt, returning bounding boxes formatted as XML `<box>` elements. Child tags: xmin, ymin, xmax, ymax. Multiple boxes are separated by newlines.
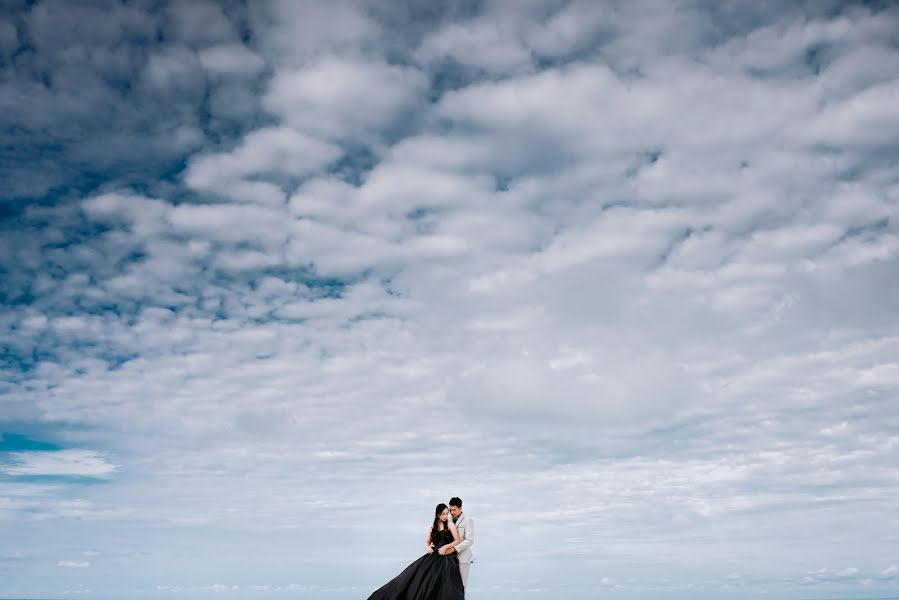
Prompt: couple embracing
<box><xmin>366</xmin><ymin>496</ymin><xmax>474</xmax><ymax>600</ymax></box>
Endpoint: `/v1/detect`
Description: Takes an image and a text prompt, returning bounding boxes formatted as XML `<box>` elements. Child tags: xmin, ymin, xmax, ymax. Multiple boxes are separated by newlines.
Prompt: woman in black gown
<box><xmin>366</xmin><ymin>503</ymin><xmax>465</xmax><ymax>600</ymax></box>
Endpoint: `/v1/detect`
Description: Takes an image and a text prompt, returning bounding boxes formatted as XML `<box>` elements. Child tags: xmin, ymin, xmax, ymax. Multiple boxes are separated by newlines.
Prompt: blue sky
<box><xmin>2</xmin><ymin>1</ymin><xmax>899</xmax><ymax>599</ymax></box>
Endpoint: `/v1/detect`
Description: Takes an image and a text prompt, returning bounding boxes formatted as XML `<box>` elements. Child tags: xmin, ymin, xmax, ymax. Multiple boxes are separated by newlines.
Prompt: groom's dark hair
<box><xmin>449</xmin><ymin>497</ymin><xmax>462</xmax><ymax>508</ymax></box>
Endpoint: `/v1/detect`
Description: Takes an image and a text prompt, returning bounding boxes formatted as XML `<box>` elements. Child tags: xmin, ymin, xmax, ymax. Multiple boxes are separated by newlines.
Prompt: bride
<box><xmin>366</xmin><ymin>503</ymin><xmax>465</xmax><ymax>599</ymax></box>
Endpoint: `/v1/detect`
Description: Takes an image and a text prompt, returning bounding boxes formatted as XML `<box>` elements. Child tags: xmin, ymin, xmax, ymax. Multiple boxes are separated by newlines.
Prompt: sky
<box><xmin>1</xmin><ymin>0</ymin><xmax>899</xmax><ymax>599</ymax></box>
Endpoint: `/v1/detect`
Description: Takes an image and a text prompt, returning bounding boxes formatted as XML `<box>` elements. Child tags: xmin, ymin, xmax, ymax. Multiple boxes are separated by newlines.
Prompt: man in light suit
<box><xmin>437</xmin><ymin>496</ymin><xmax>474</xmax><ymax>586</ymax></box>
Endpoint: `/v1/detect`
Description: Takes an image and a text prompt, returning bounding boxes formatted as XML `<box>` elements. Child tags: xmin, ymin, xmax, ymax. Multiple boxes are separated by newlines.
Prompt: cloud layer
<box><xmin>2</xmin><ymin>1</ymin><xmax>899</xmax><ymax>599</ymax></box>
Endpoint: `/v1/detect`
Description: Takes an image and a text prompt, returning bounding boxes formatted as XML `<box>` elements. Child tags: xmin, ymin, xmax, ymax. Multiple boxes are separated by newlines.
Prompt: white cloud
<box><xmin>142</xmin><ymin>46</ymin><xmax>207</xmax><ymax>99</ymax></box>
<box><xmin>250</xmin><ymin>0</ymin><xmax>378</xmax><ymax>65</ymax></box>
<box><xmin>416</xmin><ymin>18</ymin><xmax>533</xmax><ymax>74</ymax></box>
<box><xmin>804</xmin><ymin>79</ymin><xmax>899</xmax><ymax>146</ymax></box>
<box><xmin>57</xmin><ymin>561</ymin><xmax>90</xmax><ymax>568</ymax></box>
<box><xmin>448</xmin><ymin>351</ymin><xmax>699</xmax><ymax>429</ymax></box>
<box><xmin>1</xmin><ymin>450</ymin><xmax>117</xmax><ymax>478</ymax></box>
<box><xmin>198</xmin><ymin>44</ymin><xmax>266</xmax><ymax>77</ymax></box>
<box><xmin>166</xmin><ymin>1</ymin><xmax>236</xmax><ymax>44</ymax></box>
<box><xmin>263</xmin><ymin>57</ymin><xmax>427</xmax><ymax>140</ymax></box>
<box><xmin>185</xmin><ymin>126</ymin><xmax>341</xmax><ymax>203</ymax></box>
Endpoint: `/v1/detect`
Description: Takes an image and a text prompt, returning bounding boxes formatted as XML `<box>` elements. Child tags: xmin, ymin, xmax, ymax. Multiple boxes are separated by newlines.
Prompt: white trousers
<box><xmin>459</xmin><ymin>562</ymin><xmax>470</xmax><ymax>586</ymax></box>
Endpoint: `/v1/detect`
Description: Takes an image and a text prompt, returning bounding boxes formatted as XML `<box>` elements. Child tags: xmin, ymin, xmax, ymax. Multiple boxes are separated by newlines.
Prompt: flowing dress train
<box><xmin>366</xmin><ymin>527</ymin><xmax>464</xmax><ymax>600</ymax></box>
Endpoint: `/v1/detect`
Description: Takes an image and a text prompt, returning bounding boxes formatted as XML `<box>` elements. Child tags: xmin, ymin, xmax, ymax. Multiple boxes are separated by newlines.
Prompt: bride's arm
<box><xmin>438</xmin><ymin>518</ymin><xmax>461</xmax><ymax>554</ymax></box>
<box><xmin>424</xmin><ymin>524</ymin><xmax>435</xmax><ymax>554</ymax></box>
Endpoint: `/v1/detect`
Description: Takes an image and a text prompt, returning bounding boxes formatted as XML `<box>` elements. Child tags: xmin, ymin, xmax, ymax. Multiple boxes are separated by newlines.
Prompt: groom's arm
<box><xmin>453</xmin><ymin>517</ymin><xmax>474</xmax><ymax>554</ymax></box>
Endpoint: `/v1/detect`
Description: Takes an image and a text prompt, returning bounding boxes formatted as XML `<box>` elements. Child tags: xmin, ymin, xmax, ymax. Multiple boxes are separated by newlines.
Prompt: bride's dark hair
<box><xmin>430</xmin><ymin>503</ymin><xmax>448</xmax><ymax>545</ymax></box>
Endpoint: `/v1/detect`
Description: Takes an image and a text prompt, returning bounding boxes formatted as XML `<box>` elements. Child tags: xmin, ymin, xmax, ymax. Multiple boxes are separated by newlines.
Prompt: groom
<box><xmin>437</xmin><ymin>496</ymin><xmax>474</xmax><ymax>586</ymax></box>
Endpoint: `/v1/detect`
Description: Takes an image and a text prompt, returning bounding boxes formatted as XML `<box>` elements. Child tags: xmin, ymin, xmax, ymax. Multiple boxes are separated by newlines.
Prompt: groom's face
<box><xmin>449</xmin><ymin>505</ymin><xmax>461</xmax><ymax>519</ymax></box>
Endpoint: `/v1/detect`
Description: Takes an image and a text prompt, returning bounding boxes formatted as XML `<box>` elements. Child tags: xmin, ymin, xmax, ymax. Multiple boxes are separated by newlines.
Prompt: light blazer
<box><xmin>453</xmin><ymin>512</ymin><xmax>474</xmax><ymax>564</ymax></box>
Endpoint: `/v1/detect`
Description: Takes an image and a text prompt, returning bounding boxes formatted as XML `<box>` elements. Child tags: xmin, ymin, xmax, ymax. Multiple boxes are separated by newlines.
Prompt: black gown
<box><xmin>366</xmin><ymin>526</ymin><xmax>465</xmax><ymax>600</ymax></box>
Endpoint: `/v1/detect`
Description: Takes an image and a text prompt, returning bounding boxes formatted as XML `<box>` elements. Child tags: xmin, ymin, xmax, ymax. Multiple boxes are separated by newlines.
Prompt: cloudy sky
<box><xmin>2</xmin><ymin>0</ymin><xmax>899</xmax><ymax>598</ymax></box>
